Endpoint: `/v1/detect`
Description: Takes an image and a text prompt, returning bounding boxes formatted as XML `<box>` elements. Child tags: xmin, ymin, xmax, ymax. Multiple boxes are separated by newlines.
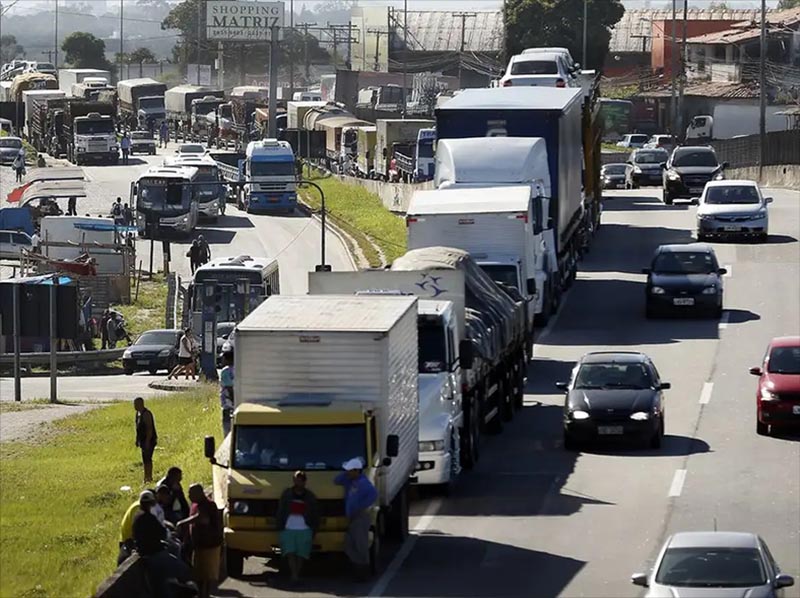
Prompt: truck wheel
<box><xmin>535</xmin><ymin>284</ymin><xmax>552</xmax><ymax>327</ymax></box>
<box><xmin>369</xmin><ymin>525</ymin><xmax>381</xmax><ymax>575</ymax></box>
<box><xmin>386</xmin><ymin>484</ymin><xmax>409</xmax><ymax>540</ymax></box>
<box><xmin>460</xmin><ymin>397</ymin><xmax>480</xmax><ymax>469</ymax></box>
<box><xmin>501</xmin><ymin>374</ymin><xmax>514</xmax><ymax>422</ymax></box>
<box><xmin>225</xmin><ymin>548</ymin><xmax>244</xmax><ymax>578</ymax></box>
<box><xmin>487</xmin><ymin>379</ymin><xmax>504</xmax><ymax>434</ymax></box>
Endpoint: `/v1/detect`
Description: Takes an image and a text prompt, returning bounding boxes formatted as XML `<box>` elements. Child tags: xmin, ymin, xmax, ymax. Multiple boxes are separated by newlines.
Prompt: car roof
<box><xmin>513</xmin><ymin>52</ymin><xmax>561</xmax><ymax>61</ymax></box>
<box><xmin>580</xmin><ymin>351</ymin><xmax>648</xmax><ymax>364</ymax></box>
<box><xmin>667</xmin><ymin>531</ymin><xmax>760</xmax><ymax>549</ymax></box>
<box><xmin>704</xmin><ymin>179</ymin><xmax>758</xmax><ymax>188</ymax></box>
<box><xmin>769</xmin><ymin>336</ymin><xmax>800</xmax><ymax>348</ymax></box>
<box><xmin>674</xmin><ymin>145</ymin><xmax>715</xmax><ymax>152</ymax></box>
<box><xmin>141</xmin><ymin>329</ymin><xmax>181</xmax><ymax>334</ymax></box>
<box><xmin>656</xmin><ymin>242</ymin><xmax>715</xmax><ymax>254</ymax></box>
<box><xmin>602</xmin><ymin>163</ymin><xmax>627</xmax><ymax>167</ymax></box>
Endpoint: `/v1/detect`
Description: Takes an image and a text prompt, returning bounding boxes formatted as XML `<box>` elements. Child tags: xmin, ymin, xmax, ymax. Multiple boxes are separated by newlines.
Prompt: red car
<box><xmin>750</xmin><ymin>336</ymin><xmax>800</xmax><ymax>435</ymax></box>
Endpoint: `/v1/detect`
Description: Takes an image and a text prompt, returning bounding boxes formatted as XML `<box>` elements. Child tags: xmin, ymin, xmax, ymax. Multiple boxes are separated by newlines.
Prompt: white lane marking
<box><xmin>699</xmin><ymin>382</ymin><xmax>714</xmax><ymax>405</ymax></box>
<box><xmin>719</xmin><ymin>311</ymin><xmax>730</xmax><ymax>329</ymax></box>
<box><xmin>368</xmin><ymin>498</ymin><xmax>442</xmax><ymax>597</ymax></box>
<box><xmin>723</xmin><ymin>264</ymin><xmax>732</xmax><ymax>277</ymax></box>
<box><xmin>668</xmin><ymin>469</ymin><xmax>687</xmax><ymax>497</ymax></box>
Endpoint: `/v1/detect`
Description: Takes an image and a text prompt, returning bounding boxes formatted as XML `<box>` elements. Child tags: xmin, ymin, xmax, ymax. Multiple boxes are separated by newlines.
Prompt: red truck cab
<box><xmin>750</xmin><ymin>336</ymin><xmax>800</xmax><ymax>436</ymax></box>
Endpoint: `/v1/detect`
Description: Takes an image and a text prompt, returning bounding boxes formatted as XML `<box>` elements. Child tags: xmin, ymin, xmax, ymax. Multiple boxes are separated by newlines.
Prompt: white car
<box><xmin>696</xmin><ymin>180</ymin><xmax>771</xmax><ymax>242</ymax></box>
<box><xmin>0</xmin><ymin>230</ymin><xmax>32</xmax><ymax>260</ymax></box>
<box><xmin>616</xmin><ymin>134</ymin><xmax>649</xmax><ymax>148</ymax></box>
<box><xmin>500</xmin><ymin>51</ymin><xmax>576</xmax><ymax>88</ymax></box>
<box><xmin>522</xmin><ymin>47</ymin><xmax>581</xmax><ymax>73</ymax></box>
<box><xmin>175</xmin><ymin>143</ymin><xmax>206</xmax><ymax>157</ymax></box>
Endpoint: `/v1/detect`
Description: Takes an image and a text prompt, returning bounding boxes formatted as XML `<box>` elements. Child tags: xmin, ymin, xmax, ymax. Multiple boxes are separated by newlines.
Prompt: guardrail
<box><xmin>0</xmin><ymin>348</ymin><xmax>125</xmax><ymax>368</ymax></box>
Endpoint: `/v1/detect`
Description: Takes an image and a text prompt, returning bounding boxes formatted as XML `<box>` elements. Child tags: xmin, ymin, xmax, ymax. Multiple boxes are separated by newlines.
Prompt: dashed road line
<box><xmin>699</xmin><ymin>382</ymin><xmax>714</xmax><ymax>405</ymax></box>
<box><xmin>668</xmin><ymin>469</ymin><xmax>687</xmax><ymax>497</ymax></box>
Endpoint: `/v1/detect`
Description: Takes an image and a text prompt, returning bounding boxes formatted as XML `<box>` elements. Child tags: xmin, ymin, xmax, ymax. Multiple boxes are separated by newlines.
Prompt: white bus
<box><xmin>132</xmin><ymin>166</ymin><xmax>200</xmax><ymax>237</ymax></box>
<box><xmin>163</xmin><ymin>154</ymin><xmax>224</xmax><ymax>221</ymax></box>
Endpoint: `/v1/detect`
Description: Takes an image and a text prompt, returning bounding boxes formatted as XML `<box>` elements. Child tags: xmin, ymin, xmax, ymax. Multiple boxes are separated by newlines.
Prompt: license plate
<box><xmin>793</xmin><ymin>405</ymin><xmax>800</xmax><ymax>415</ymax></box>
<box><xmin>137</xmin><ymin>360</ymin><xmax>149</xmax><ymax>365</ymax></box>
<box><xmin>673</xmin><ymin>298</ymin><xmax>695</xmax><ymax>306</ymax></box>
<box><xmin>689</xmin><ymin>187</ymin><xmax>704</xmax><ymax>195</ymax></box>
<box><xmin>598</xmin><ymin>425</ymin><xmax>624</xmax><ymax>435</ymax></box>
<box><xmin>723</xmin><ymin>225</ymin><xmax>741</xmax><ymax>232</ymax></box>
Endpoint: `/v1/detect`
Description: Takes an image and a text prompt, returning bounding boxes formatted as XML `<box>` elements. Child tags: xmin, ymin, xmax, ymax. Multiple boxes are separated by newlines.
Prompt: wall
<box><xmin>728</xmin><ymin>164</ymin><xmax>800</xmax><ymax>189</ymax></box>
<box><xmin>651</xmin><ymin>20</ymin><xmax>742</xmax><ymax>75</ymax></box>
<box><xmin>94</xmin><ymin>555</ymin><xmax>150</xmax><ymax>598</ymax></box>
<box><xmin>337</xmin><ymin>174</ymin><xmax>434</xmax><ymax>213</ymax></box>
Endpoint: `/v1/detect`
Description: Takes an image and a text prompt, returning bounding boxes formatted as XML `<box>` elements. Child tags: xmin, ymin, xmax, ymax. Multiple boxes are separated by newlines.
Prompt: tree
<box><xmin>62</xmin><ymin>31</ymin><xmax>112</xmax><ymax>69</ymax></box>
<box><xmin>777</xmin><ymin>0</ymin><xmax>800</xmax><ymax>8</ymax></box>
<box><xmin>504</xmin><ymin>0</ymin><xmax>625</xmax><ymax>71</ymax></box>
<box><xmin>708</xmin><ymin>2</ymin><xmax>729</xmax><ymax>9</ymax></box>
<box><xmin>0</xmin><ymin>34</ymin><xmax>25</xmax><ymax>64</ymax></box>
<box><xmin>162</xmin><ymin>0</ymin><xmax>204</xmax><ymax>65</ymax></box>
<box><xmin>128</xmin><ymin>47</ymin><xmax>157</xmax><ymax>64</ymax></box>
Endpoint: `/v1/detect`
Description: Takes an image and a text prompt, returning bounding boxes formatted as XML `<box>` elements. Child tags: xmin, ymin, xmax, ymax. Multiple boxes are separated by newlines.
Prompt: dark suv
<box><xmin>662</xmin><ymin>146</ymin><xmax>728</xmax><ymax>205</ymax></box>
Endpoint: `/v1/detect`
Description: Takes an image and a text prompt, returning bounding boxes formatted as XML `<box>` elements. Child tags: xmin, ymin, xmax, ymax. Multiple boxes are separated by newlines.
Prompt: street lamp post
<box><xmin>299</xmin><ymin>179</ymin><xmax>330</xmax><ymax>271</ymax></box>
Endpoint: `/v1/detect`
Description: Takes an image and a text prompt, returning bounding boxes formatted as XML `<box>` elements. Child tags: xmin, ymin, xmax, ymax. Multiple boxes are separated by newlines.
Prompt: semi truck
<box><xmin>308</xmin><ymin>270</ymin><xmax>470</xmax><ymax>488</ymax></box>
<box><xmin>71</xmin><ymin>79</ymin><xmax>114</xmax><ymax>101</ymax></box>
<box><xmin>22</xmin><ymin>89</ymin><xmax>65</xmax><ymax>138</ymax></box>
<box><xmin>394</xmin><ymin>127</ymin><xmax>436</xmax><ymax>183</ymax></box>
<box><xmin>10</xmin><ymin>72</ymin><xmax>58</xmax><ymax>104</ymax></box>
<box><xmin>63</xmin><ymin>100</ymin><xmax>118</xmax><ymax>165</ymax></box>
<box><xmin>373</xmin><ymin>119</ymin><xmax>434</xmax><ymax>180</ymax></box>
<box><xmin>165</xmin><ymin>86</ymin><xmax>224</xmax><ymax>141</ymax></box>
<box><xmin>117</xmin><ymin>78</ymin><xmax>166</xmax><ymax>130</ymax></box>
<box><xmin>58</xmin><ymin>69</ymin><xmax>111</xmax><ymax>96</ymax></box>
<box><xmin>203</xmin><ymin>294</ymin><xmax>419</xmax><ymax>577</ymax></box>
<box><xmin>435</xmin><ymin>87</ymin><xmax>599</xmax><ymax>322</ymax></box>
<box><xmin>27</xmin><ymin>96</ymin><xmax>65</xmax><ymax>155</ymax></box>
<box><xmin>406</xmin><ymin>187</ymin><xmax>539</xmax><ymax>336</ymax></box>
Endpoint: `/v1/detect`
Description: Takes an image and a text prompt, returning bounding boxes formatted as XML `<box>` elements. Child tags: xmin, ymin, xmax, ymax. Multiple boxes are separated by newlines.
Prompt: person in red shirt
<box><xmin>177</xmin><ymin>484</ymin><xmax>222</xmax><ymax>598</ymax></box>
<box><xmin>276</xmin><ymin>471</ymin><xmax>320</xmax><ymax>583</ymax></box>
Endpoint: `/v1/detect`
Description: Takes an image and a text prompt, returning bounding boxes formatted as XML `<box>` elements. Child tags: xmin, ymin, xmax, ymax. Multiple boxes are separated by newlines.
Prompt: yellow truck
<box><xmin>203</xmin><ymin>294</ymin><xmax>419</xmax><ymax>577</ymax></box>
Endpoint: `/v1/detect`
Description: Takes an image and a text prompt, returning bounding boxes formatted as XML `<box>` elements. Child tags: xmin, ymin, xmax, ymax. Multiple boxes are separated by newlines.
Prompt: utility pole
<box><xmin>298</xmin><ymin>22</ymin><xmax>316</xmax><ymax>83</ymax></box>
<box><xmin>267</xmin><ymin>25</ymin><xmax>279</xmax><ymax>138</ymax></box>
<box><xmin>329</xmin><ymin>22</ymin><xmax>339</xmax><ymax>68</ymax></box>
<box><xmin>670</xmin><ymin>0</ymin><xmax>677</xmax><ymax>135</ymax></box>
<box><xmin>119</xmin><ymin>0</ymin><xmax>124</xmax><ymax>81</ymax></box>
<box><xmin>453</xmin><ymin>12</ymin><xmax>476</xmax><ymax>85</ymax></box>
<box><xmin>217</xmin><ymin>42</ymin><xmax>224</xmax><ymax>89</ymax></box>
<box><xmin>582</xmin><ymin>0</ymin><xmax>588</xmax><ymax>68</ymax></box>
<box><xmin>328</xmin><ymin>23</ymin><xmax>358</xmax><ymax>70</ymax></box>
<box><xmin>289</xmin><ymin>0</ymin><xmax>294</xmax><ymax>98</ymax></box>
<box><xmin>367</xmin><ymin>28</ymin><xmax>390</xmax><ymax>71</ymax></box>
<box><xmin>53</xmin><ymin>0</ymin><xmax>58</xmax><ymax>69</ymax></box>
<box><xmin>759</xmin><ymin>0</ymin><xmax>766</xmax><ymax>177</ymax></box>
<box><xmin>402</xmin><ymin>0</ymin><xmax>408</xmax><ymax>117</ymax></box>
<box><xmin>196</xmin><ymin>0</ymin><xmax>202</xmax><ymax>84</ymax></box>
<box><xmin>677</xmin><ymin>0</ymin><xmax>688</xmax><ymax>138</ymax></box>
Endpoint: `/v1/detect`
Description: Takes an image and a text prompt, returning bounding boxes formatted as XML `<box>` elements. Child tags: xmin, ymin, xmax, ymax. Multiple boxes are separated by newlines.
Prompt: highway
<box><xmin>215</xmin><ymin>186</ymin><xmax>800</xmax><ymax>598</ymax></box>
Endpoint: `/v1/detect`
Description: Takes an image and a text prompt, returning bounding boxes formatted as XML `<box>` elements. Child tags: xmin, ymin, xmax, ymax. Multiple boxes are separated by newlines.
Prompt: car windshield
<box><xmin>139</xmin><ymin>98</ymin><xmax>163</xmax><ymax>110</ymax></box>
<box><xmin>233</xmin><ymin>424</ymin><xmax>366</xmax><ymax>471</ymax></box>
<box><xmin>138</xmin><ymin>181</ymin><xmax>186</xmax><ymax>208</ymax></box>
<box><xmin>655</xmin><ymin>547</ymin><xmax>766</xmax><ymax>587</ymax></box>
<box><xmin>0</xmin><ymin>139</ymin><xmax>22</xmax><ymax>148</ymax></box>
<box><xmin>705</xmin><ymin>185</ymin><xmax>760</xmax><ymax>205</ymax></box>
<box><xmin>511</xmin><ymin>60</ymin><xmax>558</xmax><ymax>75</ymax></box>
<box><xmin>673</xmin><ymin>150</ymin><xmax>719</xmax><ymax>167</ymax></box>
<box><xmin>630</xmin><ymin>135</ymin><xmax>648</xmax><ymax>144</ymax></box>
<box><xmin>768</xmin><ymin>346</ymin><xmax>800</xmax><ymax>374</ymax></box>
<box><xmin>635</xmin><ymin>151</ymin><xmax>667</xmax><ymax>164</ymax></box>
<box><xmin>574</xmin><ymin>362</ymin><xmax>652</xmax><ymax>389</ymax></box>
<box><xmin>603</xmin><ymin>164</ymin><xmax>626</xmax><ymax>175</ymax></box>
<box><xmin>419</xmin><ymin>319</ymin><xmax>447</xmax><ymax>374</ymax></box>
<box><xmin>653</xmin><ymin>251</ymin><xmax>718</xmax><ymax>275</ymax></box>
<box><xmin>136</xmin><ymin>331</ymin><xmax>178</xmax><ymax>346</ymax></box>
<box><xmin>179</xmin><ymin>145</ymin><xmax>204</xmax><ymax>154</ymax></box>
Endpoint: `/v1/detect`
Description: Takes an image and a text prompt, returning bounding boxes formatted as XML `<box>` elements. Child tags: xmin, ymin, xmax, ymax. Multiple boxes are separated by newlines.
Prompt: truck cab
<box><xmin>191</xmin><ymin>95</ymin><xmax>226</xmax><ymax>140</ymax></box>
<box><xmin>241</xmin><ymin>139</ymin><xmax>297</xmax><ymax>213</ymax></box>
<box><xmin>72</xmin><ymin>112</ymin><xmax>118</xmax><ymax>164</ymax></box>
<box><xmin>206</xmin><ymin>399</ymin><xmax>385</xmax><ymax>576</ymax></box>
<box><xmin>137</xmin><ymin>96</ymin><xmax>166</xmax><ymax>131</ymax></box>
<box><xmin>414</xmin><ymin>128</ymin><xmax>436</xmax><ymax>182</ymax></box>
<box><xmin>686</xmin><ymin>115</ymin><xmax>713</xmax><ymax>141</ymax></box>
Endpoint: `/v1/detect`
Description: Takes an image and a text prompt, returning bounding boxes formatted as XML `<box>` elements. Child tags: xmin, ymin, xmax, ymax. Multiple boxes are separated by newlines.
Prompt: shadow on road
<box><xmin>725</xmin><ymin>309</ymin><xmax>761</xmax><ymax>325</ymax></box>
<box><xmin>575</xmin><ymin>434</ymin><xmax>712</xmax><ymax>457</ymax></box>
<box><xmin>765</xmin><ymin>234</ymin><xmax>799</xmax><ymax>245</ymax></box>
<box><xmin>213</xmin><ymin>214</ymin><xmax>255</xmax><ymax>229</ymax></box>
<box><xmin>196</xmin><ymin>229</ymin><xmax>237</xmax><ymax>245</ymax></box>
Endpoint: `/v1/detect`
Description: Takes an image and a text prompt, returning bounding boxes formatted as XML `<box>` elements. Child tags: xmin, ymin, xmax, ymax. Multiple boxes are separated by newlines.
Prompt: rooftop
<box><xmin>687</xmin><ymin>7</ymin><xmax>800</xmax><ymax>45</ymax></box>
<box><xmin>396</xmin><ymin>10</ymin><xmax>504</xmax><ymax>53</ymax></box>
<box><xmin>639</xmin><ymin>81</ymin><xmax>760</xmax><ymax>99</ymax></box>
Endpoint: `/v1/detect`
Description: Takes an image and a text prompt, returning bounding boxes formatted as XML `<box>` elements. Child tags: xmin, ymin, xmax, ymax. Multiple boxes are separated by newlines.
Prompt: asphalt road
<box><xmin>215</xmin><ymin>186</ymin><xmax>800</xmax><ymax>598</ymax></box>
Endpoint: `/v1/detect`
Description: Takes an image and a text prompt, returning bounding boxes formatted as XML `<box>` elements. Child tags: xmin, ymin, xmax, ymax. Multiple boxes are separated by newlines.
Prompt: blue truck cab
<box><xmin>242</xmin><ymin>139</ymin><xmax>297</xmax><ymax>213</ymax></box>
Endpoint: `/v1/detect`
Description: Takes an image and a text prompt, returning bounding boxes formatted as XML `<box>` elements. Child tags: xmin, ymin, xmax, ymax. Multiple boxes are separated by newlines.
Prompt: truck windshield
<box><xmin>76</xmin><ymin>120</ymin><xmax>114</xmax><ymax>135</ymax></box>
<box><xmin>138</xmin><ymin>181</ymin><xmax>186</xmax><ymax>209</ymax></box>
<box><xmin>418</xmin><ymin>320</ymin><xmax>447</xmax><ymax>373</ymax></box>
<box><xmin>193</xmin><ymin>167</ymin><xmax>222</xmax><ymax>199</ymax></box>
<box><xmin>250</xmin><ymin>161</ymin><xmax>295</xmax><ymax>177</ymax></box>
<box><xmin>233</xmin><ymin>424</ymin><xmax>366</xmax><ymax>471</ymax></box>
<box><xmin>418</xmin><ymin>140</ymin><xmax>434</xmax><ymax>159</ymax></box>
<box><xmin>139</xmin><ymin>98</ymin><xmax>164</xmax><ymax>110</ymax></box>
<box><xmin>480</xmin><ymin>264</ymin><xmax>520</xmax><ymax>292</ymax></box>
<box><xmin>194</xmin><ymin>102</ymin><xmax>219</xmax><ymax>116</ymax></box>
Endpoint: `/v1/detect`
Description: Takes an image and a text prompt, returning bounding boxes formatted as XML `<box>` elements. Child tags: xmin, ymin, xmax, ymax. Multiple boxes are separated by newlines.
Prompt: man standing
<box><xmin>157</xmin><ymin>466</ymin><xmax>190</xmax><ymax>523</ymax></box>
<box><xmin>134</xmin><ymin>397</ymin><xmax>158</xmax><ymax>484</ymax></box>
<box><xmin>334</xmin><ymin>458</ymin><xmax>378</xmax><ymax>580</ymax></box>
<box><xmin>111</xmin><ymin>197</ymin><xmax>123</xmax><ymax>222</ymax></box>
<box><xmin>178</xmin><ymin>484</ymin><xmax>222</xmax><ymax>598</ymax></box>
<box><xmin>219</xmin><ymin>350</ymin><xmax>234</xmax><ymax>438</ymax></box>
<box><xmin>122</xmin><ymin>203</ymin><xmax>134</xmax><ymax>227</ymax></box>
<box><xmin>197</xmin><ymin>234</ymin><xmax>211</xmax><ymax>267</ymax></box>
<box><xmin>67</xmin><ymin>196</ymin><xmax>77</xmax><ymax>216</ymax></box>
<box><xmin>30</xmin><ymin>229</ymin><xmax>40</xmax><ymax>254</ymax></box>
<box><xmin>106</xmin><ymin>314</ymin><xmax>118</xmax><ymax>349</ymax></box>
<box><xmin>187</xmin><ymin>240</ymin><xmax>201</xmax><ymax>274</ymax></box>
<box><xmin>160</xmin><ymin>120</ymin><xmax>169</xmax><ymax>148</ymax></box>
<box><xmin>120</xmin><ymin>132</ymin><xmax>131</xmax><ymax>165</ymax></box>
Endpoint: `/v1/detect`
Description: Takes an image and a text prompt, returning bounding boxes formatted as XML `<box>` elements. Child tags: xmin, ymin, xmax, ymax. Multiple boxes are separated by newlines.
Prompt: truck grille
<box><xmin>258</xmin><ymin>183</ymin><xmax>288</xmax><ymax>192</ymax></box>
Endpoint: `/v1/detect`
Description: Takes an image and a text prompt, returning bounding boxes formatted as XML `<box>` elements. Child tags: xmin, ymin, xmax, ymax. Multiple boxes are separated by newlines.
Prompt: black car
<box><xmin>662</xmin><ymin>146</ymin><xmax>728</xmax><ymax>204</ymax></box>
<box><xmin>601</xmin><ymin>163</ymin><xmax>627</xmax><ymax>189</ymax></box>
<box><xmin>644</xmin><ymin>243</ymin><xmax>726</xmax><ymax>318</ymax></box>
<box><xmin>557</xmin><ymin>351</ymin><xmax>670</xmax><ymax>449</ymax></box>
<box><xmin>625</xmin><ymin>148</ymin><xmax>669</xmax><ymax>188</ymax></box>
<box><xmin>122</xmin><ymin>329</ymin><xmax>181</xmax><ymax>375</ymax></box>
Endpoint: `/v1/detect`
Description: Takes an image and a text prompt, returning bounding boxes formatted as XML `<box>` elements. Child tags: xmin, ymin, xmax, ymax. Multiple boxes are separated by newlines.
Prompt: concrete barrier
<box><xmin>334</xmin><ymin>174</ymin><xmax>434</xmax><ymax>213</ymax></box>
<box><xmin>727</xmin><ymin>165</ymin><xmax>800</xmax><ymax>190</ymax></box>
<box><xmin>94</xmin><ymin>554</ymin><xmax>150</xmax><ymax>598</ymax></box>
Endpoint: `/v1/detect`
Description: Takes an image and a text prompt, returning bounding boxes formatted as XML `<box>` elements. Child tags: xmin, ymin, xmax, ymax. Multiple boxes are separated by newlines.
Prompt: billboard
<box><xmin>206</xmin><ymin>1</ymin><xmax>285</xmax><ymax>42</ymax></box>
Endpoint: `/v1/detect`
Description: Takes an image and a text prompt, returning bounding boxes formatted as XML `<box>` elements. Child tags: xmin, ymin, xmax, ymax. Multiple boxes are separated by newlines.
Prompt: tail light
<box><xmin>405</xmin><ymin>216</ymin><xmax>417</xmax><ymax>227</ymax></box>
<box><xmin>502</xmin><ymin>80</ymin><xmax>513</xmax><ymax>87</ymax></box>
<box><xmin>514</xmin><ymin>213</ymin><xmax>528</xmax><ymax>223</ymax></box>
<box><xmin>556</xmin><ymin>79</ymin><xmax>566</xmax><ymax>88</ymax></box>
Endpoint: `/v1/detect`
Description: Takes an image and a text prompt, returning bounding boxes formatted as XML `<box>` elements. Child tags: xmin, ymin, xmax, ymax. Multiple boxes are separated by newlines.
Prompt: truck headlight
<box><xmin>77</xmin><ymin>147</ymin><xmax>86</xmax><ymax>152</ymax></box>
<box><xmin>570</xmin><ymin>409</ymin><xmax>590</xmax><ymax>420</ymax></box>
<box><xmin>231</xmin><ymin>500</ymin><xmax>250</xmax><ymax>514</ymax></box>
<box><xmin>418</xmin><ymin>440</ymin><xmax>445</xmax><ymax>453</ymax></box>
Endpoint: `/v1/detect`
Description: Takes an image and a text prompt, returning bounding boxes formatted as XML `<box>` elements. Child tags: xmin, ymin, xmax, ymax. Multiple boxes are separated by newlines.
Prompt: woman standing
<box><xmin>168</xmin><ymin>328</ymin><xmax>198</xmax><ymax>380</ymax></box>
<box><xmin>276</xmin><ymin>471</ymin><xmax>319</xmax><ymax>583</ymax></box>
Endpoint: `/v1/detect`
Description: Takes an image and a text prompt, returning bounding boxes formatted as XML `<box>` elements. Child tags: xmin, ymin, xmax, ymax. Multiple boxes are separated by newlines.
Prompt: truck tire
<box><xmin>369</xmin><ymin>525</ymin><xmax>381</xmax><ymax>575</ymax></box>
<box><xmin>225</xmin><ymin>548</ymin><xmax>244</xmax><ymax>578</ymax></box>
<box><xmin>487</xmin><ymin>378</ymin><xmax>504</xmax><ymax>434</ymax></box>
<box><xmin>386</xmin><ymin>484</ymin><xmax>409</xmax><ymax>540</ymax></box>
<box><xmin>460</xmin><ymin>396</ymin><xmax>480</xmax><ymax>469</ymax></box>
<box><xmin>501</xmin><ymin>371</ymin><xmax>514</xmax><ymax>422</ymax></box>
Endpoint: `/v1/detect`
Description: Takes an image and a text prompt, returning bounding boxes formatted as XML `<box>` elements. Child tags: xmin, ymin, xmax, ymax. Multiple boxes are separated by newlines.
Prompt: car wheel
<box><xmin>563</xmin><ymin>431</ymin><xmax>578</xmax><ymax>451</ymax></box>
<box><xmin>756</xmin><ymin>420</ymin><xmax>769</xmax><ymax>436</ymax></box>
<box><xmin>758</xmin><ymin>233</ymin><xmax>768</xmax><ymax>243</ymax></box>
<box><xmin>663</xmin><ymin>193</ymin><xmax>674</xmax><ymax>205</ymax></box>
<box><xmin>650</xmin><ymin>419</ymin><xmax>663</xmax><ymax>449</ymax></box>
<box><xmin>124</xmin><ymin>367</ymin><xmax>134</xmax><ymax>375</ymax></box>
<box><xmin>148</xmin><ymin>368</ymin><xmax>159</xmax><ymax>376</ymax></box>
<box><xmin>713</xmin><ymin>304</ymin><xmax>723</xmax><ymax>319</ymax></box>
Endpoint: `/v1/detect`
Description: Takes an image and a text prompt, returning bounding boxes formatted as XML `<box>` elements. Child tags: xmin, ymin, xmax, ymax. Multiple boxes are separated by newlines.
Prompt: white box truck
<box><xmin>22</xmin><ymin>89</ymin><xmax>65</xmax><ymax>138</ymax></box>
<box><xmin>58</xmin><ymin>69</ymin><xmax>111</xmax><ymax>96</ymax></box>
<box><xmin>406</xmin><ymin>186</ymin><xmax>540</xmax><ymax>336</ymax></box>
<box><xmin>203</xmin><ymin>294</ymin><xmax>419</xmax><ymax>577</ymax></box>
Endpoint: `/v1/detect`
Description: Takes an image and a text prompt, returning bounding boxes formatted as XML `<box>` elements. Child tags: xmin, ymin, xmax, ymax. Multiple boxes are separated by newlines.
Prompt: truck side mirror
<box><xmin>386</xmin><ymin>434</ymin><xmax>399</xmax><ymax>458</ymax></box>
<box><xmin>458</xmin><ymin>339</ymin><xmax>474</xmax><ymax>370</ymax></box>
<box><xmin>204</xmin><ymin>435</ymin><xmax>216</xmax><ymax>461</ymax></box>
<box><xmin>722</xmin><ymin>161</ymin><xmax>729</xmax><ymax>169</ymax></box>
<box><xmin>526</xmin><ymin>279</ymin><xmax>536</xmax><ymax>296</ymax></box>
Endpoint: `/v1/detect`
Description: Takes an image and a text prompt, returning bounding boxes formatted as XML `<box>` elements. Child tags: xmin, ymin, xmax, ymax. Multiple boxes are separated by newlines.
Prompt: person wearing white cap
<box><xmin>334</xmin><ymin>457</ymin><xmax>378</xmax><ymax>579</ymax></box>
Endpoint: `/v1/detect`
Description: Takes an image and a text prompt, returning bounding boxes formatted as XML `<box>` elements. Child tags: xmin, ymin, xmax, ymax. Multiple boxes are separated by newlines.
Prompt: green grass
<box><xmin>113</xmin><ymin>273</ymin><xmax>169</xmax><ymax>338</ymax></box>
<box><xmin>301</xmin><ymin>172</ymin><xmax>407</xmax><ymax>267</ymax></box>
<box><xmin>0</xmin><ymin>398</ymin><xmax>52</xmax><ymax>413</ymax></box>
<box><xmin>0</xmin><ymin>388</ymin><xmax>220</xmax><ymax>598</ymax></box>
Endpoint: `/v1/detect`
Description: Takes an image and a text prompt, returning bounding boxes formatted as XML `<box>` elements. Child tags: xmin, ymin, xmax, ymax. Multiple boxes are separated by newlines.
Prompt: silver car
<box><xmin>632</xmin><ymin>531</ymin><xmax>794</xmax><ymax>597</ymax></box>
<box><xmin>696</xmin><ymin>180</ymin><xmax>771</xmax><ymax>242</ymax></box>
<box><xmin>0</xmin><ymin>136</ymin><xmax>23</xmax><ymax>165</ymax></box>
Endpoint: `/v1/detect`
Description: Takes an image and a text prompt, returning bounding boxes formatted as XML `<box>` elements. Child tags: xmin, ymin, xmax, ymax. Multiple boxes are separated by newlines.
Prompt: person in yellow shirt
<box><xmin>118</xmin><ymin>491</ymin><xmax>154</xmax><ymax>565</ymax></box>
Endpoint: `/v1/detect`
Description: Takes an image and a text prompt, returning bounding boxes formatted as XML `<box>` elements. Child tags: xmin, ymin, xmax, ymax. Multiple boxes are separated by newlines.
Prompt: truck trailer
<box><xmin>117</xmin><ymin>78</ymin><xmax>166</xmax><ymax>130</ymax></box>
<box><xmin>204</xmin><ymin>294</ymin><xmax>419</xmax><ymax>577</ymax></box>
<box><xmin>58</xmin><ymin>69</ymin><xmax>111</xmax><ymax>96</ymax></box>
<box><xmin>373</xmin><ymin>118</ymin><xmax>434</xmax><ymax>180</ymax></box>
